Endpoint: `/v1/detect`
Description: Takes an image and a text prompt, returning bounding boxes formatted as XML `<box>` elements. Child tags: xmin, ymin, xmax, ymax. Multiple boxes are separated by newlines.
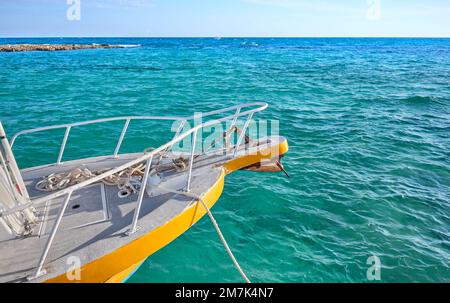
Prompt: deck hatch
<box><xmin>62</xmin><ymin>183</ymin><xmax>109</xmax><ymax>231</ymax></box>
<box><xmin>39</xmin><ymin>183</ymin><xmax>109</xmax><ymax>234</ymax></box>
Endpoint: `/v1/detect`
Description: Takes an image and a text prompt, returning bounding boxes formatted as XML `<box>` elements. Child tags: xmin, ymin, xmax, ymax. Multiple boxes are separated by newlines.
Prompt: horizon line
<box><xmin>1</xmin><ymin>36</ymin><xmax>450</xmax><ymax>39</ymax></box>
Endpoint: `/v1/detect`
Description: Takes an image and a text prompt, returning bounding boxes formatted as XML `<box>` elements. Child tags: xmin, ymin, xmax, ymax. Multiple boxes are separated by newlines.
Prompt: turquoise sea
<box><xmin>0</xmin><ymin>38</ymin><xmax>449</xmax><ymax>282</ymax></box>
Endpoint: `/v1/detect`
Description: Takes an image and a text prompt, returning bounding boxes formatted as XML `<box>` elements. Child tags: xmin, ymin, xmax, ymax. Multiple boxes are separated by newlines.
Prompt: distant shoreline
<box><xmin>0</xmin><ymin>37</ymin><xmax>449</xmax><ymax>39</ymax></box>
<box><xmin>0</xmin><ymin>43</ymin><xmax>139</xmax><ymax>52</ymax></box>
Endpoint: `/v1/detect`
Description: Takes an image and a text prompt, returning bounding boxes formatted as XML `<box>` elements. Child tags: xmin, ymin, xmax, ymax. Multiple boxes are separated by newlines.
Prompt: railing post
<box><xmin>226</xmin><ymin>107</ymin><xmax>241</xmax><ymax>150</ymax></box>
<box><xmin>230</xmin><ymin>107</ymin><xmax>241</xmax><ymax>131</ymax></box>
<box><xmin>233</xmin><ymin>113</ymin><xmax>253</xmax><ymax>156</ymax></box>
<box><xmin>30</xmin><ymin>192</ymin><xmax>72</xmax><ymax>280</ymax></box>
<box><xmin>57</xmin><ymin>126</ymin><xmax>71</xmax><ymax>165</ymax></box>
<box><xmin>160</xmin><ymin>120</ymin><xmax>186</xmax><ymax>158</ymax></box>
<box><xmin>185</xmin><ymin>129</ymin><xmax>198</xmax><ymax>192</ymax></box>
<box><xmin>127</xmin><ymin>155</ymin><xmax>153</xmax><ymax>235</ymax></box>
<box><xmin>0</xmin><ymin>122</ymin><xmax>30</xmax><ymax>201</ymax></box>
<box><xmin>173</xmin><ymin>120</ymin><xmax>186</xmax><ymax>140</ymax></box>
<box><xmin>114</xmin><ymin>119</ymin><xmax>130</xmax><ymax>158</ymax></box>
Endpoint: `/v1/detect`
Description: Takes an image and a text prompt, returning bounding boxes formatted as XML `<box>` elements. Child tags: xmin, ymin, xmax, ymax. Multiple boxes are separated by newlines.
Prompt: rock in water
<box><xmin>0</xmin><ymin>44</ymin><xmax>131</xmax><ymax>52</ymax></box>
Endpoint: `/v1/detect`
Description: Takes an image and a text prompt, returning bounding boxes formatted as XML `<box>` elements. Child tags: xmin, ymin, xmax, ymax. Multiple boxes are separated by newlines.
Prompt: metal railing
<box><xmin>5</xmin><ymin>102</ymin><xmax>268</xmax><ymax>279</ymax></box>
<box><xmin>11</xmin><ymin>102</ymin><xmax>268</xmax><ymax>166</ymax></box>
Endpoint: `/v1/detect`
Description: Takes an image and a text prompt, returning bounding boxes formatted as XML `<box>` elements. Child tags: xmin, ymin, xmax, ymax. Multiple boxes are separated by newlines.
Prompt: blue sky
<box><xmin>0</xmin><ymin>0</ymin><xmax>449</xmax><ymax>37</ymax></box>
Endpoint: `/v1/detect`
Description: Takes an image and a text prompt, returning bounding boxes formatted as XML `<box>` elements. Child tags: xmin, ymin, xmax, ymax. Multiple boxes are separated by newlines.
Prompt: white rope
<box><xmin>35</xmin><ymin>155</ymin><xmax>189</xmax><ymax>198</ymax></box>
<box><xmin>34</xmin><ymin>150</ymin><xmax>251</xmax><ymax>282</ymax></box>
<box><xmin>202</xmin><ymin>125</ymin><xmax>258</xmax><ymax>155</ymax></box>
<box><xmin>159</xmin><ymin>185</ymin><xmax>251</xmax><ymax>283</ymax></box>
<box><xmin>199</xmin><ymin>197</ymin><xmax>252</xmax><ymax>283</ymax></box>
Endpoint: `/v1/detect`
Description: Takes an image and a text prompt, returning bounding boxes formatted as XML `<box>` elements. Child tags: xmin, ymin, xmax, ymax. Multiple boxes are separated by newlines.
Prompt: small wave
<box><xmin>117</xmin><ymin>44</ymin><xmax>141</xmax><ymax>48</ymax></box>
<box><xmin>401</xmin><ymin>96</ymin><xmax>437</xmax><ymax>104</ymax></box>
<box><xmin>91</xmin><ymin>43</ymin><xmax>141</xmax><ymax>48</ymax></box>
<box><xmin>241</xmin><ymin>41</ymin><xmax>259</xmax><ymax>47</ymax></box>
<box><xmin>108</xmin><ymin>66</ymin><xmax>162</xmax><ymax>71</ymax></box>
<box><xmin>277</xmin><ymin>46</ymin><xmax>314</xmax><ymax>50</ymax></box>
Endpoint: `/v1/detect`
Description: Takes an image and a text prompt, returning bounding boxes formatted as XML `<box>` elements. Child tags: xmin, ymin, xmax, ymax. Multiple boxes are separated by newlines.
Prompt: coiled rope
<box><xmin>202</xmin><ymin>125</ymin><xmax>257</xmax><ymax>155</ymax></box>
<box><xmin>36</xmin><ymin>127</ymin><xmax>253</xmax><ymax>196</ymax></box>
<box><xmin>34</xmin><ymin>141</ymin><xmax>252</xmax><ymax>282</ymax></box>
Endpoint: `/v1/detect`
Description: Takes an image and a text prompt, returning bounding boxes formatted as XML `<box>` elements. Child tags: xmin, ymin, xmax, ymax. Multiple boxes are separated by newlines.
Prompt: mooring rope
<box><xmin>36</xmin><ymin>127</ymin><xmax>254</xmax><ymax>195</ymax></box>
<box><xmin>34</xmin><ymin>141</ymin><xmax>252</xmax><ymax>282</ymax></box>
<box><xmin>159</xmin><ymin>185</ymin><xmax>251</xmax><ymax>283</ymax></box>
<box><xmin>199</xmin><ymin>197</ymin><xmax>252</xmax><ymax>283</ymax></box>
<box><xmin>202</xmin><ymin>125</ymin><xmax>257</xmax><ymax>155</ymax></box>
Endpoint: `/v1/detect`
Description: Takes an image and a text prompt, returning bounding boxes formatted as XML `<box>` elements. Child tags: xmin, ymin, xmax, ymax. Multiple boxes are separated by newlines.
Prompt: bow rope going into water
<box><xmin>198</xmin><ymin>197</ymin><xmax>252</xmax><ymax>283</ymax></box>
<box><xmin>34</xmin><ymin>130</ymin><xmax>253</xmax><ymax>282</ymax></box>
<box><xmin>158</xmin><ymin>184</ymin><xmax>252</xmax><ymax>283</ymax></box>
<box><xmin>35</xmin><ymin>163</ymin><xmax>252</xmax><ymax>283</ymax></box>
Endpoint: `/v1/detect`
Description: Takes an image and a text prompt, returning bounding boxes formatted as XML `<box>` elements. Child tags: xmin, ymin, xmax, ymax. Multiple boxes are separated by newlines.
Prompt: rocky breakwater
<box><xmin>0</xmin><ymin>44</ymin><xmax>135</xmax><ymax>52</ymax></box>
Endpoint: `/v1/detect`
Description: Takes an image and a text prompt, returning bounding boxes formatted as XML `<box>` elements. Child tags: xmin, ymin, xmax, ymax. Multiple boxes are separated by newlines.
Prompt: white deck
<box><xmin>0</xmin><ymin>135</ymin><xmax>285</xmax><ymax>283</ymax></box>
<box><xmin>0</xmin><ymin>152</ymin><xmax>225</xmax><ymax>283</ymax></box>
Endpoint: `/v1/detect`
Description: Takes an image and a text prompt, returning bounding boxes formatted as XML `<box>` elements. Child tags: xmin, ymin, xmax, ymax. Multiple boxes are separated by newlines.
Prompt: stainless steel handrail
<box><xmin>10</xmin><ymin>102</ymin><xmax>267</xmax><ymax>166</ymax></box>
<box><xmin>13</xmin><ymin>102</ymin><xmax>268</xmax><ymax>279</ymax></box>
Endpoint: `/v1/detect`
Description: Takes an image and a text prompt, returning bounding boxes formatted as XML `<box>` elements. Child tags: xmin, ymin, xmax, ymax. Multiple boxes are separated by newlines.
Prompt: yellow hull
<box><xmin>45</xmin><ymin>140</ymin><xmax>289</xmax><ymax>283</ymax></box>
